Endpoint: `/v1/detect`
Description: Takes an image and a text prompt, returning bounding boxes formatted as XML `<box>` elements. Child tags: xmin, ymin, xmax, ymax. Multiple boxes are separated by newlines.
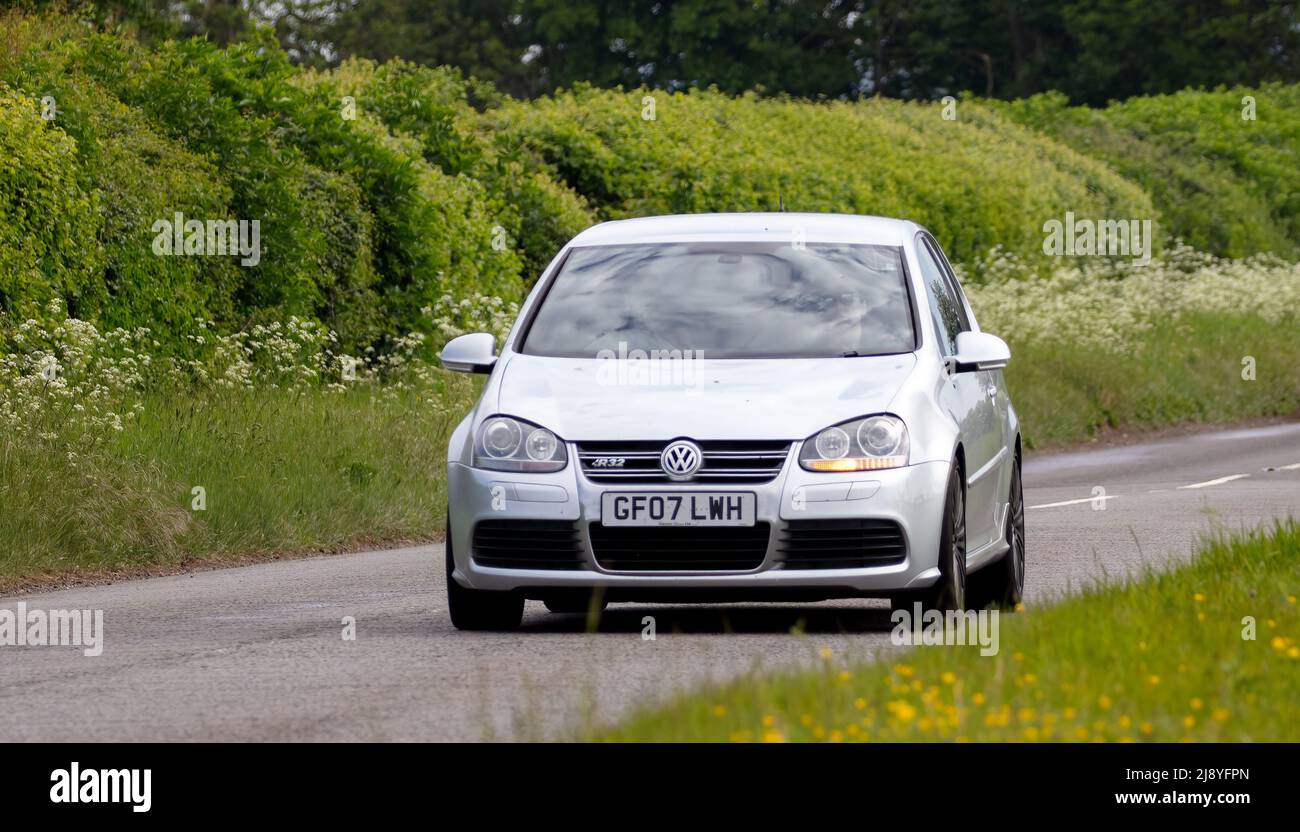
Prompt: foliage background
<box><xmin>1</xmin><ymin>10</ymin><xmax>1297</xmax><ymax>357</ymax></box>
<box><xmin>22</xmin><ymin>1</ymin><xmax>1300</xmax><ymax>105</ymax></box>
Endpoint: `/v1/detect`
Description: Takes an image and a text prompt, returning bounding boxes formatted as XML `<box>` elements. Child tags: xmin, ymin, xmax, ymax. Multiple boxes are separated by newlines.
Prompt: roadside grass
<box><xmin>0</xmin><ymin>377</ymin><xmax>477</xmax><ymax>587</ymax></box>
<box><xmin>1008</xmin><ymin>313</ymin><xmax>1300</xmax><ymax>448</ymax></box>
<box><xmin>592</xmin><ymin>521</ymin><xmax>1300</xmax><ymax>742</ymax></box>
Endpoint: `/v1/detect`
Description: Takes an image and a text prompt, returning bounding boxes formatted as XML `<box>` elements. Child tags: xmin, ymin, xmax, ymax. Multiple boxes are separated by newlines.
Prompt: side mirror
<box><xmin>950</xmin><ymin>331</ymin><xmax>1011</xmax><ymax>373</ymax></box>
<box><xmin>440</xmin><ymin>332</ymin><xmax>497</xmax><ymax>374</ymax></box>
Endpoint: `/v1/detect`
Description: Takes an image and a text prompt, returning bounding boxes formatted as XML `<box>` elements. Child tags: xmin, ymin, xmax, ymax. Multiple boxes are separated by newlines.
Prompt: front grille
<box><xmin>776</xmin><ymin>519</ymin><xmax>907</xmax><ymax>569</ymax></box>
<box><xmin>471</xmin><ymin>519</ymin><xmax>585</xmax><ymax>570</ymax></box>
<box><xmin>589</xmin><ymin>522</ymin><xmax>771</xmax><ymax>571</ymax></box>
<box><xmin>577</xmin><ymin>440</ymin><xmax>791</xmax><ymax>484</ymax></box>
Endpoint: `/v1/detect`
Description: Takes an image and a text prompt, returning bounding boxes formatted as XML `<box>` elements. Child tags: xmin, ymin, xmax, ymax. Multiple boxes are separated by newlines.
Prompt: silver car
<box><xmin>441</xmin><ymin>213</ymin><xmax>1025</xmax><ymax>630</ymax></box>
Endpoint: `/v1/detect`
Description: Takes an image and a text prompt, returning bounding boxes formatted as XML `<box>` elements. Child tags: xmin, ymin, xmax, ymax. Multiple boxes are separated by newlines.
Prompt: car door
<box><xmin>915</xmin><ymin>235</ymin><xmax>1001</xmax><ymax>552</ymax></box>
<box><xmin>925</xmin><ymin>235</ymin><xmax>1013</xmax><ymax>538</ymax></box>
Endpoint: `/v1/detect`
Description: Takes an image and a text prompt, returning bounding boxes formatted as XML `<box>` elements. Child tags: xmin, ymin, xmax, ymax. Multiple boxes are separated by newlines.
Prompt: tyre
<box><xmin>891</xmin><ymin>462</ymin><xmax>966</xmax><ymax>614</ymax></box>
<box><xmin>446</xmin><ymin>516</ymin><xmax>523</xmax><ymax>631</ymax></box>
<box><xmin>968</xmin><ymin>454</ymin><xmax>1026</xmax><ymax>610</ymax></box>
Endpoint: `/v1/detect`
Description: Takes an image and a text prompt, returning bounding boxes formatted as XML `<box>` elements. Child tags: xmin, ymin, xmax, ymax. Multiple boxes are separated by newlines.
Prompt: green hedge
<box><xmin>0</xmin><ymin>10</ymin><xmax>1297</xmax><ymax>358</ymax></box>
<box><xmin>483</xmin><ymin>86</ymin><xmax>1157</xmax><ymax>266</ymax></box>
<box><xmin>1105</xmin><ymin>84</ymin><xmax>1300</xmax><ymax>251</ymax></box>
<box><xmin>0</xmin><ymin>13</ymin><xmax>538</xmax><ymax>351</ymax></box>
<box><xmin>991</xmin><ymin>87</ymin><xmax>1300</xmax><ymax>259</ymax></box>
<box><xmin>304</xmin><ymin>58</ymin><xmax>593</xmax><ymax>283</ymax></box>
<box><xmin>0</xmin><ymin>85</ymin><xmax>100</xmax><ymax>318</ymax></box>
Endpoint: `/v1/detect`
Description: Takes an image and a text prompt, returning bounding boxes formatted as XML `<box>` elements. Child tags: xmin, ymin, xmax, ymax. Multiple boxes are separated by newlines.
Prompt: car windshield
<box><xmin>518</xmin><ymin>242</ymin><xmax>916</xmax><ymax>359</ymax></box>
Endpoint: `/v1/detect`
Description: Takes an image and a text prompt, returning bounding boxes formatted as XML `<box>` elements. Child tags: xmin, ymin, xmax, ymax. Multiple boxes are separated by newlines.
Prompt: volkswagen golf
<box><xmin>441</xmin><ymin>213</ymin><xmax>1025</xmax><ymax>630</ymax></box>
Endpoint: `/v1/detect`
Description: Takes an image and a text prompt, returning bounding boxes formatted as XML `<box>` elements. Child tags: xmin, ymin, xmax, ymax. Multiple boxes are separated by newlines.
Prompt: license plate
<box><xmin>601</xmin><ymin>492</ymin><xmax>756</xmax><ymax>527</ymax></box>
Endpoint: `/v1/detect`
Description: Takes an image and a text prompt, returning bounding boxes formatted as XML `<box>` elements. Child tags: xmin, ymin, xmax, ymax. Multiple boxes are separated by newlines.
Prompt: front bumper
<box><xmin>446</xmin><ymin>448</ymin><xmax>950</xmax><ymax>598</ymax></box>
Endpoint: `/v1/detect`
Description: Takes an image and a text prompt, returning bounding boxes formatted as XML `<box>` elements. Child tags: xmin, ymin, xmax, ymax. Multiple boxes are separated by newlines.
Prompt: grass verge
<box><xmin>593</xmin><ymin>521</ymin><xmax>1300</xmax><ymax>742</ymax></box>
<box><xmin>0</xmin><ymin>377</ymin><xmax>477</xmax><ymax>590</ymax></box>
<box><xmin>1008</xmin><ymin>313</ymin><xmax>1300</xmax><ymax>449</ymax></box>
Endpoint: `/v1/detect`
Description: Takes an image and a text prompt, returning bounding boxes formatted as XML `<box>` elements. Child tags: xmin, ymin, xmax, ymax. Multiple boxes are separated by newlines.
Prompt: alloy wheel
<box><xmin>1008</xmin><ymin>461</ymin><xmax>1025</xmax><ymax>598</ymax></box>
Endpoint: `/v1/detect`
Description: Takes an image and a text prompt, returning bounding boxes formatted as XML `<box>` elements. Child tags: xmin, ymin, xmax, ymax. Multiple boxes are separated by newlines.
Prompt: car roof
<box><xmin>568</xmin><ymin>212</ymin><xmax>922</xmax><ymax>247</ymax></box>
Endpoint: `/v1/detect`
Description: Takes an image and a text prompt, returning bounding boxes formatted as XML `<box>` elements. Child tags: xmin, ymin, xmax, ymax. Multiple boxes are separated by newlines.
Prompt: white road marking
<box><xmin>1280</xmin><ymin>462</ymin><xmax>1300</xmax><ymax>471</ymax></box>
<box><xmin>1033</xmin><ymin>472</ymin><xmax>1258</xmax><ymax>506</ymax></box>
<box><xmin>1178</xmin><ymin>474</ymin><xmax>1249</xmax><ymax>490</ymax></box>
<box><xmin>1028</xmin><ymin>495</ymin><xmax>1120</xmax><ymax>509</ymax></box>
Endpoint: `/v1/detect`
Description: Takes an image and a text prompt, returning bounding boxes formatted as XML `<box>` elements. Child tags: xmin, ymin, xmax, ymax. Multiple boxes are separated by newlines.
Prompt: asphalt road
<box><xmin>2</xmin><ymin>423</ymin><xmax>1298</xmax><ymax>741</ymax></box>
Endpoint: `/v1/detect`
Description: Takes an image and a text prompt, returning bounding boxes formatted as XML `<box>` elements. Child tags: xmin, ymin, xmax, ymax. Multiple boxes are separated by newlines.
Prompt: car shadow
<box><xmin>520</xmin><ymin>602</ymin><xmax>897</xmax><ymax>634</ymax></box>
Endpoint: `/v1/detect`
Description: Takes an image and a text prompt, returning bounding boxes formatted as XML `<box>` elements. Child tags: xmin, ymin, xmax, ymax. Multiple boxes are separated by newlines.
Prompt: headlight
<box><xmin>799</xmin><ymin>415</ymin><xmax>909</xmax><ymax>472</ymax></box>
<box><xmin>473</xmin><ymin>416</ymin><xmax>568</xmax><ymax>472</ymax></box>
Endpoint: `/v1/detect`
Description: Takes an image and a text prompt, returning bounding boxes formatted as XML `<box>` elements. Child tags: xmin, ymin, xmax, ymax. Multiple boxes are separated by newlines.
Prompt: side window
<box><xmin>925</xmin><ymin>237</ymin><xmax>973</xmax><ymax>330</ymax></box>
<box><xmin>916</xmin><ymin>238</ymin><xmax>966</xmax><ymax>354</ymax></box>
